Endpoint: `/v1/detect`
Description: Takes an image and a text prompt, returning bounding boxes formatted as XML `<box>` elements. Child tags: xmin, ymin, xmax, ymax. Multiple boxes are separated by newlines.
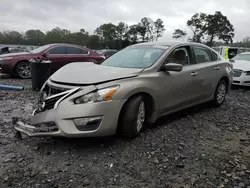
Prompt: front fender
<box><xmin>97</xmin><ymin>77</ymin><xmax>162</xmax><ymax>117</ymax></box>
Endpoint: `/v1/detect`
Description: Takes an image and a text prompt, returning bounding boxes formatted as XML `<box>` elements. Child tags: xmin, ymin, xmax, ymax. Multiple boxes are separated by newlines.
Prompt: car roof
<box><xmin>48</xmin><ymin>43</ymin><xmax>92</xmax><ymax>51</ymax></box>
<box><xmin>239</xmin><ymin>52</ymin><xmax>250</xmax><ymax>55</ymax></box>
<box><xmin>98</xmin><ymin>49</ymin><xmax>117</xmax><ymax>51</ymax></box>
<box><xmin>131</xmin><ymin>41</ymin><xmax>210</xmax><ymax>48</ymax></box>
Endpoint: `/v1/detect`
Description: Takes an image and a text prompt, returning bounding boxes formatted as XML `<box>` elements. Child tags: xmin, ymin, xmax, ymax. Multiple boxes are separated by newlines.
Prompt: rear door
<box><xmin>191</xmin><ymin>45</ymin><xmax>222</xmax><ymax>100</ymax></box>
<box><xmin>46</xmin><ymin>46</ymin><xmax>67</xmax><ymax>72</ymax></box>
<box><xmin>65</xmin><ymin>46</ymin><xmax>90</xmax><ymax>63</ymax></box>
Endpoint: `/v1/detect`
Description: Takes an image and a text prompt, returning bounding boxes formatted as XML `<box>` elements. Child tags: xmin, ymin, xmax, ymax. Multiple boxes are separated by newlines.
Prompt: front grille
<box><xmin>50</xmin><ymin>86</ymin><xmax>69</xmax><ymax>96</ymax></box>
<box><xmin>233</xmin><ymin>69</ymin><xmax>242</xmax><ymax>77</ymax></box>
<box><xmin>33</xmin><ymin>122</ymin><xmax>58</xmax><ymax>133</ymax></box>
<box><xmin>43</xmin><ymin>92</ymin><xmax>68</xmax><ymax>111</ymax></box>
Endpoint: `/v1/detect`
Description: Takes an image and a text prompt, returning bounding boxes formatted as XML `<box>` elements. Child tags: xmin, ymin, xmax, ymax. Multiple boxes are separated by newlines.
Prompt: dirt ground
<box><xmin>0</xmin><ymin>78</ymin><xmax>250</xmax><ymax>188</ymax></box>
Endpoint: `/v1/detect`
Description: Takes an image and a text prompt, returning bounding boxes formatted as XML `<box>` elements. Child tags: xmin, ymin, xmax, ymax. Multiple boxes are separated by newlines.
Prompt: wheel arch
<box><xmin>117</xmin><ymin>91</ymin><xmax>157</xmax><ymax>130</ymax></box>
<box><xmin>219</xmin><ymin>76</ymin><xmax>230</xmax><ymax>91</ymax></box>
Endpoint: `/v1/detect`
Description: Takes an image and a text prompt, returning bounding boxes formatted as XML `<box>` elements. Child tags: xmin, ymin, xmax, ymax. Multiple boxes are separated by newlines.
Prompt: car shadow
<box><xmin>231</xmin><ymin>85</ymin><xmax>250</xmax><ymax>91</ymax></box>
<box><xmin>152</xmin><ymin>102</ymin><xmax>212</xmax><ymax>129</ymax></box>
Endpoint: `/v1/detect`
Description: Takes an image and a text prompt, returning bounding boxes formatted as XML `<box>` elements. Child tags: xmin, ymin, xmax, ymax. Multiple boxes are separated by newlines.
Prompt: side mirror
<box><xmin>229</xmin><ymin>59</ymin><xmax>235</xmax><ymax>63</ymax></box>
<box><xmin>162</xmin><ymin>63</ymin><xmax>183</xmax><ymax>72</ymax></box>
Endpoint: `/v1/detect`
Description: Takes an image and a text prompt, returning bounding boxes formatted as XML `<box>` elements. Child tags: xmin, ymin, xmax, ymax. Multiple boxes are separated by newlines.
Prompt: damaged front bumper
<box><xmin>13</xmin><ymin>85</ymin><xmax>125</xmax><ymax>138</ymax></box>
<box><xmin>14</xmin><ymin>120</ymin><xmax>62</xmax><ymax>137</ymax></box>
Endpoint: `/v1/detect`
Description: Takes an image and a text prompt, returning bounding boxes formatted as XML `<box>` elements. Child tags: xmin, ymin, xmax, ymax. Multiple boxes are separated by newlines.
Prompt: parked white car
<box><xmin>231</xmin><ymin>52</ymin><xmax>250</xmax><ymax>86</ymax></box>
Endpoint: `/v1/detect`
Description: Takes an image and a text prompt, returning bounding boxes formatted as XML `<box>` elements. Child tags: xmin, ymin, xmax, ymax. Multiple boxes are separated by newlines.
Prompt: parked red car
<box><xmin>0</xmin><ymin>43</ymin><xmax>105</xmax><ymax>78</ymax></box>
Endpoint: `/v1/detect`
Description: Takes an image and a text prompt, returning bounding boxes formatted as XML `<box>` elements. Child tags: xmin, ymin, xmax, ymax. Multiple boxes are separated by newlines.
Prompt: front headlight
<box><xmin>74</xmin><ymin>85</ymin><xmax>119</xmax><ymax>104</ymax></box>
<box><xmin>244</xmin><ymin>71</ymin><xmax>250</xmax><ymax>75</ymax></box>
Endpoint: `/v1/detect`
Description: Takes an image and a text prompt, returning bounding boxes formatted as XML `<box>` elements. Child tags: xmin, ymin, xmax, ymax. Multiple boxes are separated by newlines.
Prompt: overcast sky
<box><xmin>1</xmin><ymin>0</ymin><xmax>250</xmax><ymax>41</ymax></box>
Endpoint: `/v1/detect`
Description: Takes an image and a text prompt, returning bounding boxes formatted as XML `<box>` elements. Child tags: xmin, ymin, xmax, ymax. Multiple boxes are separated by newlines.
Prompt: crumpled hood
<box><xmin>0</xmin><ymin>52</ymin><xmax>29</xmax><ymax>58</ymax></box>
<box><xmin>50</xmin><ymin>62</ymin><xmax>142</xmax><ymax>85</ymax></box>
<box><xmin>233</xmin><ymin>60</ymin><xmax>250</xmax><ymax>71</ymax></box>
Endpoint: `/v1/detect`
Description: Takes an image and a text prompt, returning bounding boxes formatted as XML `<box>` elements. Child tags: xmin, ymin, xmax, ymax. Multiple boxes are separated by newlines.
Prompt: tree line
<box><xmin>0</xmin><ymin>17</ymin><xmax>165</xmax><ymax>50</ymax></box>
<box><xmin>2</xmin><ymin>12</ymin><xmax>250</xmax><ymax>49</ymax></box>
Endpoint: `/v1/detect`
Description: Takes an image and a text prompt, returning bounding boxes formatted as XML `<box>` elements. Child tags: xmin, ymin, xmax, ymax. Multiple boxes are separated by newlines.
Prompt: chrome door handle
<box><xmin>190</xmin><ymin>72</ymin><xmax>198</xmax><ymax>76</ymax></box>
<box><xmin>214</xmin><ymin>66</ymin><xmax>220</xmax><ymax>70</ymax></box>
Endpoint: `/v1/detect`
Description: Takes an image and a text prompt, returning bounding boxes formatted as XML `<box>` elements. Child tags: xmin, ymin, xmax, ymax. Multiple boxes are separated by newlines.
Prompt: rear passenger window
<box><xmin>79</xmin><ymin>49</ymin><xmax>89</xmax><ymax>55</ymax></box>
<box><xmin>194</xmin><ymin>47</ymin><xmax>212</xmax><ymax>63</ymax></box>
<box><xmin>66</xmin><ymin>47</ymin><xmax>89</xmax><ymax>55</ymax></box>
<box><xmin>48</xmin><ymin>46</ymin><xmax>66</xmax><ymax>54</ymax></box>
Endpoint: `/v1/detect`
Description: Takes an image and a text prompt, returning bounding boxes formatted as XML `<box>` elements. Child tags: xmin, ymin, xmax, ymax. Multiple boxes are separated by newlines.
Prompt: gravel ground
<box><xmin>0</xmin><ymin>78</ymin><xmax>250</xmax><ymax>188</ymax></box>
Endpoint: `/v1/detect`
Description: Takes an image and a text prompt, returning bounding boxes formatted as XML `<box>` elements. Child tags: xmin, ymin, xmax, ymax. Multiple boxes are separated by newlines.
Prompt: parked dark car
<box><xmin>0</xmin><ymin>47</ymin><xmax>26</xmax><ymax>55</ymax></box>
<box><xmin>96</xmin><ymin>49</ymin><xmax>118</xmax><ymax>58</ymax></box>
<box><xmin>0</xmin><ymin>43</ymin><xmax>105</xmax><ymax>78</ymax></box>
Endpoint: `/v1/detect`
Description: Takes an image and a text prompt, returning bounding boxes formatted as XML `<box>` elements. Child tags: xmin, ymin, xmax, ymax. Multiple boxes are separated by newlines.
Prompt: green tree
<box><xmin>154</xmin><ymin>18</ymin><xmax>165</xmax><ymax>41</ymax></box>
<box><xmin>116</xmin><ymin>22</ymin><xmax>129</xmax><ymax>40</ymax></box>
<box><xmin>86</xmin><ymin>35</ymin><xmax>101</xmax><ymax>49</ymax></box>
<box><xmin>126</xmin><ymin>24</ymin><xmax>139</xmax><ymax>44</ymax></box>
<box><xmin>204</xmin><ymin>11</ymin><xmax>234</xmax><ymax>46</ymax></box>
<box><xmin>172</xmin><ymin>29</ymin><xmax>187</xmax><ymax>40</ymax></box>
<box><xmin>45</xmin><ymin>27</ymin><xmax>71</xmax><ymax>43</ymax></box>
<box><xmin>1</xmin><ymin>31</ymin><xmax>24</xmax><ymax>44</ymax></box>
<box><xmin>186</xmin><ymin>13</ymin><xmax>206</xmax><ymax>43</ymax></box>
<box><xmin>94</xmin><ymin>23</ymin><xmax>118</xmax><ymax>48</ymax></box>
<box><xmin>25</xmin><ymin>30</ymin><xmax>46</xmax><ymax>45</ymax></box>
<box><xmin>137</xmin><ymin>17</ymin><xmax>154</xmax><ymax>42</ymax></box>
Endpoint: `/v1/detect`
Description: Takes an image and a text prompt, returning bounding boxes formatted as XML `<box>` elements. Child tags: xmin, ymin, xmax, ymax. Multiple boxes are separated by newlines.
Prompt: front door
<box><xmin>159</xmin><ymin>45</ymin><xmax>199</xmax><ymax>113</ymax></box>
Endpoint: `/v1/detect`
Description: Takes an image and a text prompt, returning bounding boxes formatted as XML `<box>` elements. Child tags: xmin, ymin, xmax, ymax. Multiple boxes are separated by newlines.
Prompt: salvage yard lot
<box><xmin>0</xmin><ymin>79</ymin><xmax>250</xmax><ymax>188</ymax></box>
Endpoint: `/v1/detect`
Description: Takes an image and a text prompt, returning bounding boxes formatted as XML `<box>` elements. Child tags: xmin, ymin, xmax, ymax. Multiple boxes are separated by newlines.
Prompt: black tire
<box><xmin>211</xmin><ymin>79</ymin><xmax>228</xmax><ymax>107</ymax></box>
<box><xmin>15</xmin><ymin>61</ymin><xmax>31</xmax><ymax>79</ymax></box>
<box><xmin>119</xmin><ymin>95</ymin><xmax>147</xmax><ymax>138</ymax></box>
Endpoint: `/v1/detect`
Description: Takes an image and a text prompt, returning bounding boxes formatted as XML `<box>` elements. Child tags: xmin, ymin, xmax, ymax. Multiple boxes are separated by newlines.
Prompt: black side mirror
<box><xmin>162</xmin><ymin>63</ymin><xmax>183</xmax><ymax>72</ymax></box>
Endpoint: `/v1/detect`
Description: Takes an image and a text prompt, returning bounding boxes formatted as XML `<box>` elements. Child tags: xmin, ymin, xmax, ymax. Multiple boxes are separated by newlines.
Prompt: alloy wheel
<box><xmin>16</xmin><ymin>62</ymin><xmax>31</xmax><ymax>78</ymax></box>
<box><xmin>217</xmin><ymin>83</ymin><xmax>226</xmax><ymax>104</ymax></box>
<box><xmin>136</xmin><ymin>101</ymin><xmax>145</xmax><ymax>132</ymax></box>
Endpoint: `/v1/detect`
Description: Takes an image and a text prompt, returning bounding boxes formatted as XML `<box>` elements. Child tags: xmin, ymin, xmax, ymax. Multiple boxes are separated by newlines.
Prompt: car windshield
<box><xmin>101</xmin><ymin>47</ymin><xmax>167</xmax><ymax>68</ymax></box>
<box><xmin>30</xmin><ymin>44</ymin><xmax>53</xmax><ymax>54</ymax></box>
<box><xmin>232</xmin><ymin>54</ymin><xmax>250</xmax><ymax>61</ymax></box>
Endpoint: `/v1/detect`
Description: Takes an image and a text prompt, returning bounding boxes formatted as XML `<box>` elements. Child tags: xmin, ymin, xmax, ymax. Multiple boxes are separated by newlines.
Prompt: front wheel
<box><xmin>212</xmin><ymin>80</ymin><xmax>228</xmax><ymax>107</ymax></box>
<box><xmin>15</xmin><ymin>61</ymin><xmax>31</xmax><ymax>79</ymax></box>
<box><xmin>119</xmin><ymin>96</ymin><xmax>147</xmax><ymax>138</ymax></box>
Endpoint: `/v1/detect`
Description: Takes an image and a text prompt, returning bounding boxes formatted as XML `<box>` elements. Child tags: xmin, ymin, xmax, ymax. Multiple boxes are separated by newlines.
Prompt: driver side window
<box><xmin>166</xmin><ymin>46</ymin><xmax>191</xmax><ymax>66</ymax></box>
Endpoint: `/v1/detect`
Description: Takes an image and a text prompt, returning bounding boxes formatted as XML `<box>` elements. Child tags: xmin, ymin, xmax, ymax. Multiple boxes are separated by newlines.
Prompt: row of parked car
<box><xmin>13</xmin><ymin>41</ymin><xmax>237</xmax><ymax>139</ymax></box>
<box><xmin>0</xmin><ymin>44</ymin><xmax>117</xmax><ymax>78</ymax></box>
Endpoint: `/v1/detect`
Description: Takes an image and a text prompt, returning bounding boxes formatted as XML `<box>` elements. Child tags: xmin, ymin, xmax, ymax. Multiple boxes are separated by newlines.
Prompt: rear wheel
<box><xmin>119</xmin><ymin>96</ymin><xmax>147</xmax><ymax>138</ymax></box>
<box><xmin>212</xmin><ymin>79</ymin><xmax>228</xmax><ymax>107</ymax></box>
<box><xmin>15</xmin><ymin>61</ymin><xmax>31</xmax><ymax>79</ymax></box>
